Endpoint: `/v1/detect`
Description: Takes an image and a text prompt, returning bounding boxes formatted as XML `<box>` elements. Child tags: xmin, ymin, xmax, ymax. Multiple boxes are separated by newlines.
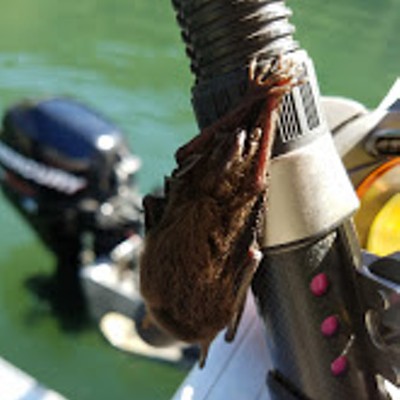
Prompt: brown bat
<box><xmin>140</xmin><ymin>56</ymin><xmax>300</xmax><ymax>367</ymax></box>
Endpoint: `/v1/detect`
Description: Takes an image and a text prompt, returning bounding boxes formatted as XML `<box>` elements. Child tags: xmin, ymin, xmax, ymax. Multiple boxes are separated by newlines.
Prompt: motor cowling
<box><xmin>0</xmin><ymin>97</ymin><xmax>142</xmax><ymax>261</ymax></box>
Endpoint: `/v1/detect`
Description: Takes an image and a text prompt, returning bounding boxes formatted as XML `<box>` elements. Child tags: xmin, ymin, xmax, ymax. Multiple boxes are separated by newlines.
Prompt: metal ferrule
<box><xmin>262</xmin><ymin>49</ymin><xmax>359</xmax><ymax>246</ymax></box>
<box><xmin>264</xmin><ymin>132</ymin><xmax>359</xmax><ymax>247</ymax></box>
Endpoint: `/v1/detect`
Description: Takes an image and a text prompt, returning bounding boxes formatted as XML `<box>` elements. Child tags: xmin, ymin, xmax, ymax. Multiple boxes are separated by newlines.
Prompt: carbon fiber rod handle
<box><xmin>252</xmin><ymin>223</ymin><xmax>386</xmax><ymax>399</ymax></box>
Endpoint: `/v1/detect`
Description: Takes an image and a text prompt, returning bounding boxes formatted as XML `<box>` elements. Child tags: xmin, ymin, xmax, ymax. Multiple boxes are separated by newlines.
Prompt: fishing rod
<box><xmin>170</xmin><ymin>0</ymin><xmax>399</xmax><ymax>398</ymax></box>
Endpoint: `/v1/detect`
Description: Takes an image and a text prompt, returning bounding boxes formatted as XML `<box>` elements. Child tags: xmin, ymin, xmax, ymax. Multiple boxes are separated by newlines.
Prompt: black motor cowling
<box><xmin>0</xmin><ymin>97</ymin><xmax>143</xmax><ymax>268</ymax></box>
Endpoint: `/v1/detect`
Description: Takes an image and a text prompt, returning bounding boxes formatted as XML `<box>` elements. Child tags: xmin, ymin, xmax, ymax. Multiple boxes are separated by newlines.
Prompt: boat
<box><xmin>0</xmin><ymin>357</ymin><xmax>67</xmax><ymax>400</ymax></box>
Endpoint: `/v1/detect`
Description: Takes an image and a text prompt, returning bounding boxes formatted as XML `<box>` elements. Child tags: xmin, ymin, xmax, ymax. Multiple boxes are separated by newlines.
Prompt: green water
<box><xmin>0</xmin><ymin>1</ymin><xmax>399</xmax><ymax>399</ymax></box>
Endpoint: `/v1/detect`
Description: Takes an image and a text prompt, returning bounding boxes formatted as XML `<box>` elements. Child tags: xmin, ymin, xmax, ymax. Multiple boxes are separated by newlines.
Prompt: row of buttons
<box><xmin>310</xmin><ymin>272</ymin><xmax>348</xmax><ymax>377</ymax></box>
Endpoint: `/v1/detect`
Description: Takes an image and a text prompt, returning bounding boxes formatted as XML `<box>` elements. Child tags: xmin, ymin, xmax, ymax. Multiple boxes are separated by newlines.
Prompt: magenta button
<box><xmin>321</xmin><ymin>315</ymin><xmax>340</xmax><ymax>337</ymax></box>
<box><xmin>331</xmin><ymin>355</ymin><xmax>348</xmax><ymax>376</ymax></box>
<box><xmin>310</xmin><ymin>273</ymin><xmax>330</xmax><ymax>296</ymax></box>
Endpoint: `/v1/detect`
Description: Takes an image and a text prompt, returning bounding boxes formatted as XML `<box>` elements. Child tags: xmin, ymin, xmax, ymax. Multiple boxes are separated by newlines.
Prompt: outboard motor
<box><xmin>0</xmin><ymin>97</ymin><xmax>187</xmax><ymax>360</ymax></box>
<box><xmin>0</xmin><ymin>97</ymin><xmax>143</xmax><ymax>314</ymax></box>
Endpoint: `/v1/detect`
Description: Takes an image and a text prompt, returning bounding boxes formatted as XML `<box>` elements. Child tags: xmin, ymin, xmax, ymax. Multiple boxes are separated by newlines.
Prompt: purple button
<box><xmin>310</xmin><ymin>273</ymin><xmax>330</xmax><ymax>296</ymax></box>
<box><xmin>321</xmin><ymin>315</ymin><xmax>340</xmax><ymax>337</ymax></box>
<box><xmin>331</xmin><ymin>355</ymin><xmax>348</xmax><ymax>376</ymax></box>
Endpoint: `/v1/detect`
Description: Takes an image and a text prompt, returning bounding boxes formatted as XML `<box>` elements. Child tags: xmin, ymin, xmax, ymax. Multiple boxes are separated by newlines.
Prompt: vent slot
<box><xmin>300</xmin><ymin>80</ymin><xmax>320</xmax><ymax>131</ymax></box>
<box><xmin>276</xmin><ymin>93</ymin><xmax>301</xmax><ymax>143</ymax></box>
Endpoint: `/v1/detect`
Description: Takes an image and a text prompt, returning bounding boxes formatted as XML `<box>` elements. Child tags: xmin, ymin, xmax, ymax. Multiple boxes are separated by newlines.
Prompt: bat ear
<box><xmin>198</xmin><ymin>338</ymin><xmax>212</xmax><ymax>369</ymax></box>
<box><xmin>143</xmin><ymin>194</ymin><xmax>166</xmax><ymax>232</ymax></box>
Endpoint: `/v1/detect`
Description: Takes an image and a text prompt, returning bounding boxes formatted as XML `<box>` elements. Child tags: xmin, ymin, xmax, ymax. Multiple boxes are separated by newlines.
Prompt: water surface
<box><xmin>0</xmin><ymin>1</ymin><xmax>399</xmax><ymax>399</ymax></box>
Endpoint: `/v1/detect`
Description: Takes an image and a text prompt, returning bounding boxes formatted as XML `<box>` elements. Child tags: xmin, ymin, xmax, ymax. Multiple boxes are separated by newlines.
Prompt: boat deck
<box><xmin>0</xmin><ymin>357</ymin><xmax>67</xmax><ymax>400</ymax></box>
